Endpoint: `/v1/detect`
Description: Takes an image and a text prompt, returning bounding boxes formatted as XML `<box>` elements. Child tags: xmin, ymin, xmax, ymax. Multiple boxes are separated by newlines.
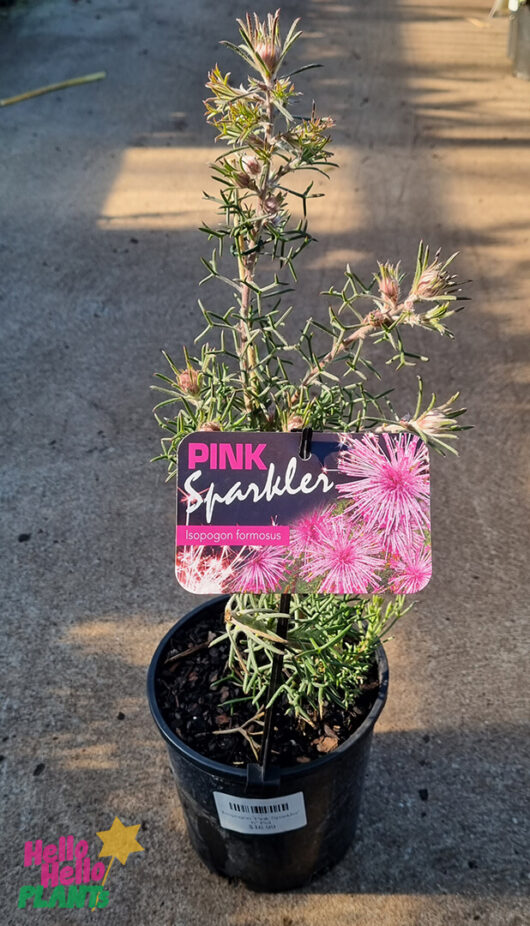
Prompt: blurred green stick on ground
<box><xmin>0</xmin><ymin>71</ymin><xmax>106</xmax><ymax>107</ymax></box>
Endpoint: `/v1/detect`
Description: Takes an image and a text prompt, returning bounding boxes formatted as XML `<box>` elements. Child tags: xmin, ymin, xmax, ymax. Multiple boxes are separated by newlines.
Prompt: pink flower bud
<box><xmin>380</xmin><ymin>279</ymin><xmax>398</xmax><ymax>301</ymax></box>
<box><xmin>413</xmin><ymin>253</ymin><xmax>455</xmax><ymax>300</ymax></box>
<box><xmin>241</xmin><ymin>10</ymin><xmax>282</xmax><ymax>76</ymax></box>
<box><xmin>235</xmin><ymin>171</ymin><xmax>253</xmax><ymax>189</ymax></box>
<box><xmin>255</xmin><ymin>41</ymin><xmax>280</xmax><ymax>73</ymax></box>
<box><xmin>367</xmin><ymin>309</ymin><xmax>387</xmax><ymax>328</ymax></box>
<box><xmin>414</xmin><ymin>395</ymin><xmax>460</xmax><ymax>437</ymax></box>
<box><xmin>376</xmin><ymin>262</ymin><xmax>400</xmax><ymax>306</ymax></box>
<box><xmin>241</xmin><ymin>154</ymin><xmax>261</xmax><ymax>176</ymax></box>
<box><xmin>263</xmin><ymin>193</ymin><xmax>282</xmax><ymax>215</ymax></box>
<box><xmin>415</xmin><ymin>266</ymin><xmax>442</xmax><ymax>298</ymax></box>
<box><xmin>286</xmin><ymin>415</ymin><xmax>305</xmax><ymax>431</ymax></box>
<box><xmin>178</xmin><ymin>369</ymin><xmax>200</xmax><ymax>395</ymax></box>
<box><xmin>198</xmin><ymin>421</ymin><xmax>221</xmax><ymax>432</ymax></box>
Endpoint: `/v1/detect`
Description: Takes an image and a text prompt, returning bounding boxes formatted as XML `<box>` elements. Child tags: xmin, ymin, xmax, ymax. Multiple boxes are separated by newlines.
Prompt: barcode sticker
<box><xmin>213</xmin><ymin>790</ymin><xmax>307</xmax><ymax>835</ymax></box>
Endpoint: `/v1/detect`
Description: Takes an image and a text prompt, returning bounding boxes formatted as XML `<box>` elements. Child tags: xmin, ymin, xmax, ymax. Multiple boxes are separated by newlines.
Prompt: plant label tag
<box><xmin>213</xmin><ymin>790</ymin><xmax>307</xmax><ymax>835</ymax></box>
<box><xmin>176</xmin><ymin>431</ymin><xmax>431</xmax><ymax>595</ymax></box>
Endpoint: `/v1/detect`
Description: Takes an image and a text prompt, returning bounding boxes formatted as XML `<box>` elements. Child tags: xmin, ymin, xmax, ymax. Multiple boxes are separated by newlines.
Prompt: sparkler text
<box><xmin>183</xmin><ymin>455</ymin><xmax>334</xmax><ymax>523</ymax></box>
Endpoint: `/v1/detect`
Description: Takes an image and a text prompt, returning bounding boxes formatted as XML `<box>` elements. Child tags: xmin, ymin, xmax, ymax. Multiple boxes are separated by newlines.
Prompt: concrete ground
<box><xmin>1</xmin><ymin>0</ymin><xmax>529</xmax><ymax>923</ymax></box>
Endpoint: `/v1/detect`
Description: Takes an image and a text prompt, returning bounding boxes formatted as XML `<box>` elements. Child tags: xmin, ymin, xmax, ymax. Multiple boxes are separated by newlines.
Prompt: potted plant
<box><xmin>147</xmin><ymin>10</ymin><xmax>468</xmax><ymax>892</ymax></box>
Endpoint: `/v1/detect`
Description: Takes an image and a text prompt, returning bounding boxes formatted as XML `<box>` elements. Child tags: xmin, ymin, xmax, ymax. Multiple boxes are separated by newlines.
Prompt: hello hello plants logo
<box><xmin>17</xmin><ymin>817</ymin><xmax>144</xmax><ymax>911</ymax></box>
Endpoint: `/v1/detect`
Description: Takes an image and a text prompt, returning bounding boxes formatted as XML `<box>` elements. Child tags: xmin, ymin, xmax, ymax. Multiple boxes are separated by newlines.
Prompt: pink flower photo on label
<box><xmin>235</xmin><ymin>546</ymin><xmax>290</xmax><ymax>593</ymax></box>
<box><xmin>290</xmin><ymin>505</ymin><xmax>334</xmax><ymax>560</ymax></box>
<box><xmin>390</xmin><ymin>543</ymin><xmax>432</xmax><ymax>594</ymax></box>
<box><xmin>337</xmin><ymin>433</ymin><xmax>430</xmax><ymax>540</ymax></box>
<box><xmin>301</xmin><ymin>514</ymin><xmax>383</xmax><ymax>595</ymax></box>
<box><xmin>380</xmin><ymin>520</ymin><xmax>427</xmax><ymax>560</ymax></box>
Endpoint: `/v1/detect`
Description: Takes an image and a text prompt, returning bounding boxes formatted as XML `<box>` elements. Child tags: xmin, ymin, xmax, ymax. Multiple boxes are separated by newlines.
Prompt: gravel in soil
<box><xmin>155</xmin><ymin>610</ymin><xmax>380</xmax><ymax>768</ymax></box>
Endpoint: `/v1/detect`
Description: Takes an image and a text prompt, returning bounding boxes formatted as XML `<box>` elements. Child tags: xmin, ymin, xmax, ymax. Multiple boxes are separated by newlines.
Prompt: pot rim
<box><xmin>147</xmin><ymin>595</ymin><xmax>389</xmax><ymax>781</ymax></box>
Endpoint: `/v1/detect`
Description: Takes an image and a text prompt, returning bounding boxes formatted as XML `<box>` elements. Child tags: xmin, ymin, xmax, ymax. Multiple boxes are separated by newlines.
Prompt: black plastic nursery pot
<box><xmin>147</xmin><ymin>596</ymin><xmax>389</xmax><ymax>892</ymax></box>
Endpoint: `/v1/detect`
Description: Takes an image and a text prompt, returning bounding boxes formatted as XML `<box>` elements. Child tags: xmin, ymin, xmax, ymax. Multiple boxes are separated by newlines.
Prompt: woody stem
<box><xmin>237</xmin><ymin>249</ymin><xmax>258</xmax><ymax>417</ymax></box>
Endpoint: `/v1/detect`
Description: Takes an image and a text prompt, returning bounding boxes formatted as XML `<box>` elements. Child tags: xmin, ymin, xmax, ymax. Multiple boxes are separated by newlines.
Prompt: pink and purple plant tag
<box><xmin>176</xmin><ymin>431</ymin><xmax>431</xmax><ymax>595</ymax></box>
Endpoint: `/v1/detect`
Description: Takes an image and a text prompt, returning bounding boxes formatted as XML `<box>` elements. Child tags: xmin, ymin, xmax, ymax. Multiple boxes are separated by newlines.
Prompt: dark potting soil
<box><xmin>155</xmin><ymin>610</ymin><xmax>380</xmax><ymax>768</ymax></box>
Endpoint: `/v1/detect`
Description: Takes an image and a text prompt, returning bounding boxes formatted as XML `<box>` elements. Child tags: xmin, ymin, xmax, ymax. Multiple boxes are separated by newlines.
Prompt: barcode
<box><xmin>214</xmin><ymin>790</ymin><xmax>306</xmax><ymax>833</ymax></box>
<box><xmin>228</xmin><ymin>801</ymin><xmax>289</xmax><ymax>814</ymax></box>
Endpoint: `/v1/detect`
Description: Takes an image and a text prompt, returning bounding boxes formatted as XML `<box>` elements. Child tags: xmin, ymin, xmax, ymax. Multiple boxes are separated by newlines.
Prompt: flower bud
<box><xmin>263</xmin><ymin>193</ymin><xmax>282</xmax><ymax>216</ymax></box>
<box><xmin>413</xmin><ymin>253</ymin><xmax>455</xmax><ymax>300</ymax></box>
<box><xmin>367</xmin><ymin>309</ymin><xmax>387</xmax><ymax>328</ymax></box>
<box><xmin>415</xmin><ymin>266</ymin><xmax>443</xmax><ymax>298</ymax></box>
<box><xmin>178</xmin><ymin>369</ymin><xmax>200</xmax><ymax>395</ymax></box>
<box><xmin>235</xmin><ymin>171</ymin><xmax>253</xmax><ymax>189</ymax></box>
<box><xmin>198</xmin><ymin>421</ymin><xmax>221</xmax><ymax>432</ymax></box>
<box><xmin>286</xmin><ymin>414</ymin><xmax>304</xmax><ymax>431</ymax></box>
<box><xmin>240</xmin><ymin>10</ymin><xmax>282</xmax><ymax>77</ymax></box>
<box><xmin>415</xmin><ymin>409</ymin><xmax>452</xmax><ymax>436</ymax></box>
<box><xmin>255</xmin><ymin>40</ymin><xmax>280</xmax><ymax>74</ymax></box>
<box><xmin>264</xmin><ymin>408</ymin><xmax>277</xmax><ymax>428</ymax></box>
<box><xmin>413</xmin><ymin>397</ymin><xmax>459</xmax><ymax>437</ymax></box>
<box><xmin>376</xmin><ymin>262</ymin><xmax>400</xmax><ymax>305</ymax></box>
<box><xmin>241</xmin><ymin>154</ymin><xmax>261</xmax><ymax>176</ymax></box>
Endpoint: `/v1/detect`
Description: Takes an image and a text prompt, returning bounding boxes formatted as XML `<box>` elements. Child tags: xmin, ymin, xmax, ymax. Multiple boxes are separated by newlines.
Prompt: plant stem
<box><xmin>236</xmin><ymin>245</ymin><xmax>258</xmax><ymax>417</ymax></box>
<box><xmin>234</xmin><ymin>78</ymin><xmax>275</xmax><ymax>420</ymax></box>
<box><xmin>260</xmin><ymin>593</ymin><xmax>291</xmax><ymax>770</ymax></box>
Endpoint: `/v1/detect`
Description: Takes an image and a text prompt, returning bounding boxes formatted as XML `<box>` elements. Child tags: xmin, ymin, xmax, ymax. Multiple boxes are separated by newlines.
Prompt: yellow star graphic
<box><xmin>96</xmin><ymin>817</ymin><xmax>144</xmax><ymax>866</ymax></box>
